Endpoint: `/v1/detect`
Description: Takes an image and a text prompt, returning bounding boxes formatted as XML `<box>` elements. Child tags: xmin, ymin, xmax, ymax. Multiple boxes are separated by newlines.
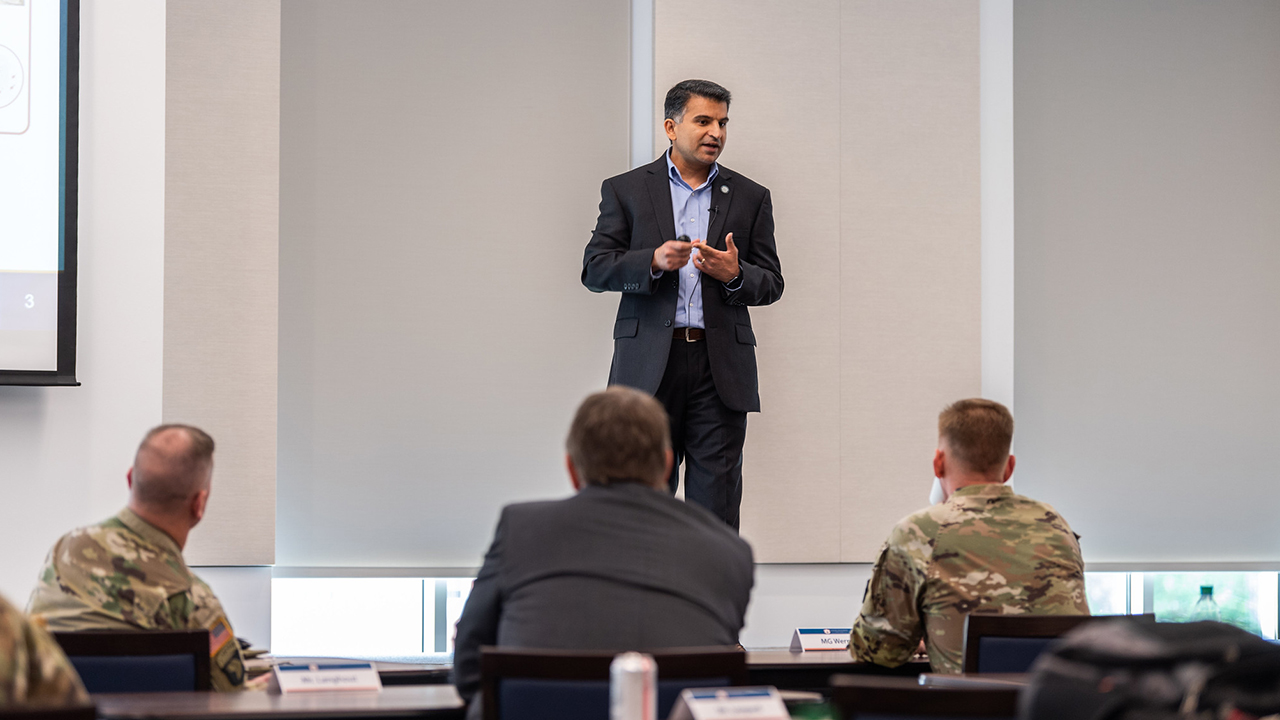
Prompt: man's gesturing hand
<box><xmin>652</xmin><ymin>238</ymin><xmax>694</xmax><ymax>272</ymax></box>
<box><xmin>693</xmin><ymin>233</ymin><xmax>740</xmax><ymax>283</ymax></box>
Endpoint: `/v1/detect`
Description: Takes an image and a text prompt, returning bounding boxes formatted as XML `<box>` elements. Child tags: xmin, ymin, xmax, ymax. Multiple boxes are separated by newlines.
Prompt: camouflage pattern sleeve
<box><xmin>183</xmin><ymin>577</ymin><xmax>246</xmax><ymax>691</ymax></box>
<box><xmin>0</xmin><ymin>595</ymin><xmax>89</xmax><ymax>706</ymax></box>
<box><xmin>850</xmin><ymin>520</ymin><xmax>931</xmax><ymax>668</ymax></box>
<box><xmin>26</xmin><ymin>521</ymin><xmax>192</xmax><ymax>632</ymax></box>
<box><xmin>1049</xmin><ymin>511</ymin><xmax>1091</xmax><ymax>615</ymax></box>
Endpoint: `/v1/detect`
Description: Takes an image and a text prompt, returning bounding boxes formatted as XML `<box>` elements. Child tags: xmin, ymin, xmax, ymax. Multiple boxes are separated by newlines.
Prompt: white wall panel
<box><xmin>1015</xmin><ymin>0</ymin><xmax>1280</xmax><ymax>563</ymax></box>
<box><xmin>839</xmin><ymin>0</ymin><xmax>982</xmax><ymax>561</ymax></box>
<box><xmin>277</xmin><ymin>0</ymin><xmax>629</xmax><ymax>567</ymax></box>
<box><xmin>656</xmin><ymin>0</ymin><xmax>844</xmax><ymax>562</ymax></box>
<box><xmin>657</xmin><ymin>0</ymin><xmax>982</xmax><ymax>562</ymax></box>
<box><xmin>165</xmin><ymin>0</ymin><xmax>280</xmax><ymax>565</ymax></box>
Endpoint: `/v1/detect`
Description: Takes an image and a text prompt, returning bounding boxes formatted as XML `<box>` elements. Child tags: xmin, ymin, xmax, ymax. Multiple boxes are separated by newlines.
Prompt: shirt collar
<box><xmin>665</xmin><ymin>149</ymin><xmax>718</xmax><ymax>191</ymax></box>
<box><xmin>950</xmin><ymin>483</ymin><xmax>1014</xmax><ymax>500</ymax></box>
<box><xmin>116</xmin><ymin>507</ymin><xmax>185</xmax><ymax>558</ymax></box>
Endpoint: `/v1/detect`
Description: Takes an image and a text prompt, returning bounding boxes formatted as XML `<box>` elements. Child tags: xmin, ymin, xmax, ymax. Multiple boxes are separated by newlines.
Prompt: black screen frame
<box><xmin>1</xmin><ymin>0</ymin><xmax>79</xmax><ymax>387</ymax></box>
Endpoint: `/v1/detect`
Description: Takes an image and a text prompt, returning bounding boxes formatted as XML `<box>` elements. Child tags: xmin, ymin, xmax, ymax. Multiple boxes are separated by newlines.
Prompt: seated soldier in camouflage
<box><xmin>27</xmin><ymin>424</ymin><xmax>247</xmax><ymax>691</ymax></box>
<box><xmin>850</xmin><ymin>399</ymin><xmax>1089</xmax><ymax>674</ymax></box>
<box><xmin>0</xmin><ymin>593</ymin><xmax>87</xmax><ymax>706</ymax></box>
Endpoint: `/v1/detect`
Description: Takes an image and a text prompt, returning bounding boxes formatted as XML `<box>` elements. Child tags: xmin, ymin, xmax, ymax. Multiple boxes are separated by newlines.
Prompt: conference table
<box><xmin>274</xmin><ymin>650</ymin><xmax>927</xmax><ymax>693</ymax></box>
<box><xmin>745</xmin><ymin>650</ymin><xmax>928</xmax><ymax>693</ymax></box>
<box><xmin>270</xmin><ymin>651</ymin><xmax>927</xmax><ymax>691</ymax></box>
<box><xmin>91</xmin><ymin>652</ymin><xmax>928</xmax><ymax>719</ymax></box>
<box><xmin>265</xmin><ymin>659</ymin><xmax>453</xmax><ymax>687</ymax></box>
<box><xmin>93</xmin><ymin>686</ymin><xmax>464</xmax><ymax>720</ymax></box>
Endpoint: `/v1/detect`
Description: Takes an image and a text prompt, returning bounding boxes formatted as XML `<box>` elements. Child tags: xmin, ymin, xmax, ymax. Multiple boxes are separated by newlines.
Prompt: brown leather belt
<box><xmin>673</xmin><ymin>327</ymin><xmax>705</xmax><ymax>342</ymax></box>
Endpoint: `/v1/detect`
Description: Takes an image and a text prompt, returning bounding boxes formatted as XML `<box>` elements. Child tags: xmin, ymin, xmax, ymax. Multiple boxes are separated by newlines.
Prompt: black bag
<box><xmin>1021</xmin><ymin>618</ymin><xmax>1280</xmax><ymax>720</ymax></box>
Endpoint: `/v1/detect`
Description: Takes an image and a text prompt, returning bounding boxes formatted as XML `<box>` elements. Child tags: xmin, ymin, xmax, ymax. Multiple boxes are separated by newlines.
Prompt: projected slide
<box><xmin>0</xmin><ymin>0</ymin><xmax>60</xmax><ymax>372</ymax></box>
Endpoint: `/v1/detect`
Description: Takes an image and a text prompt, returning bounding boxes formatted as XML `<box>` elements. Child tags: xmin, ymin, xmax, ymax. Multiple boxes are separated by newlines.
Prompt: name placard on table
<box><xmin>273</xmin><ymin>662</ymin><xmax>383</xmax><ymax>693</ymax></box>
<box><xmin>668</xmin><ymin>686</ymin><xmax>790</xmax><ymax>720</ymax></box>
<box><xmin>789</xmin><ymin>627</ymin><xmax>851</xmax><ymax>652</ymax></box>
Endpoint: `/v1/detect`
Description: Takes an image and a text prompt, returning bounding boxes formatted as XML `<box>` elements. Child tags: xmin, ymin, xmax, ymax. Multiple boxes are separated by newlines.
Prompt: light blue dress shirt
<box><xmin>664</xmin><ymin>152</ymin><xmax>718</xmax><ymax>329</ymax></box>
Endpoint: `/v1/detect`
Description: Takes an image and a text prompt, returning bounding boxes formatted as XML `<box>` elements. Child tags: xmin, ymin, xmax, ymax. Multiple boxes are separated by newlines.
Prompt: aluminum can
<box><xmin>609</xmin><ymin>651</ymin><xmax>656</xmax><ymax>720</ymax></box>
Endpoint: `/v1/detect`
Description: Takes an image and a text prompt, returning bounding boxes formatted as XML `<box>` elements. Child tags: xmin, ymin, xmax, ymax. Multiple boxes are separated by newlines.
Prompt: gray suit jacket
<box><xmin>451</xmin><ymin>482</ymin><xmax>755</xmax><ymax>706</ymax></box>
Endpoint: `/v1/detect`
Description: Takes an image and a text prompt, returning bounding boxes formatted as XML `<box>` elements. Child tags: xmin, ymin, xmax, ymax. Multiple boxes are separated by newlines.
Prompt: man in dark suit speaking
<box><xmin>450</xmin><ymin>388</ymin><xmax>754</xmax><ymax>715</ymax></box>
<box><xmin>582</xmin><ymin>79</ymin><xmax>784</xmax><ymax>529</ymax></box>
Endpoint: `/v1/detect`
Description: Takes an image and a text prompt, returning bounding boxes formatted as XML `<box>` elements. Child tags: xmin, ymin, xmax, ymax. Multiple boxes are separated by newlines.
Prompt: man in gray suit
<box><xmin>451</xmin><ymin>387</ymin><xmax>755</xmax><ymax>711</ymax></box>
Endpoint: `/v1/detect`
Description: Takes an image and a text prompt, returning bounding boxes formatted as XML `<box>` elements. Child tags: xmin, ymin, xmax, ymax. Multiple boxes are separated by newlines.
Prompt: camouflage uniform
<box><xmin>26</xmin><ymin>508</ymin><xmax>246</xmax><ymax>691</ymax></box>
<box><xmin>0</xmin><ymin>593</ymin><xmax>88</xmax><ymax>706</ymax></box>
<box><xmin>850</xmin><ymin>484</ymin><xmax>1089</xmax><ymax>674</ymax></box>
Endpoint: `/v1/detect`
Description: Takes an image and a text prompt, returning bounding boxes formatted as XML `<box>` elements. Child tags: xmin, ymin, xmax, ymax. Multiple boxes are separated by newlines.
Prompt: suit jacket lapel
<box><xmin>645</xmin><ymin>157</ymin><xmax>676</xmax><ymax>246</ymax></box>
<box><xmin>707</xmin><ymin>169</ymin><xmax>734</xmax><ymax>250</ymax></box>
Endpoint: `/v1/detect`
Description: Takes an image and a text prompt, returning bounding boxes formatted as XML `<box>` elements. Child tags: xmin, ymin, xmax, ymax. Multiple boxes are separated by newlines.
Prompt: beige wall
<box><xmin>276</xmin><ymin>0</ymin><xmax>630</xmax><ymax>567</ymax></box>
<box><xmin>657</xmin><ymin>0</ymin><xmax>982</xmax><ymax>561</ymax></box>
<box><xmin>1015</xmin><ymin>0</ymin><xmax>1280</xmax><ymax>563</ymax></box>
<box><xmin>164</xmin><ymin>0</ymin><xmax>280</xmax><ymax>565</ymax></box>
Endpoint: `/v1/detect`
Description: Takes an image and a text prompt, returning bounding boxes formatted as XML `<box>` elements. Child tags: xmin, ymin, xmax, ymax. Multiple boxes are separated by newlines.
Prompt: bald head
<box><xmin>130</xmin><ymin>424</ymin><xmax>215</xmax><ymax>516</ymax></box>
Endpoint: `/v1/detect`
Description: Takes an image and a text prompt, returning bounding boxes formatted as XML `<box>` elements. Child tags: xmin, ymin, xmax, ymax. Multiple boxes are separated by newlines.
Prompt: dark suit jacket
<box><xmin>451</xmin><ymin>482</ymin><xmax>755</xmax><ymax>704</ymax></box>
<box><xmin>582</xmin><ymin>156</ymin><xmax>784</xmax><ymax>413</ymax></box>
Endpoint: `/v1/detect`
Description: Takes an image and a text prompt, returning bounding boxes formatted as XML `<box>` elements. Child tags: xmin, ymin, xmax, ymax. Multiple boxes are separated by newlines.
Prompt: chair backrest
<box><xmin>961</xmin><ymin>614</ymin><xmax>1153</xmax><ymax>674</ymax></box>
<box><xmin>52</xmin><ymin>630</ymin><xmax>211</xmax><ymax>693</ymax></box>
<box><xmin>479</xmin><ymin>646</ymin><xmax>747</xmax><ymax>720</ymax></box>
<box><xmin>831</xmin><ymin>675</ymin><xmax>1019</xmax><ymax>720</ymax></box>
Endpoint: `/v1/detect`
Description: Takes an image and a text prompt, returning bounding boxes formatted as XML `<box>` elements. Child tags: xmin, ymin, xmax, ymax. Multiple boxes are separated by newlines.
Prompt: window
<box><xmin>1085</xmin><ymin>571</ymin><xmax>1278</xmax><ymax>640</ymax></box>
<box><xmin>271</xmin><ymin>577</ymin><xmax>473</xmax><ymax>659</ymax></box>
<box><xmin>1083</xmin><ymin>572</ymin><xmax>1129</xmax><ymax>616</ymax></box>
<box><xmin>1146</xmin><ymin>572</ymin><xmax>1278</xmax><ymax>638</ymax></box>
<box><xmin>270</xmin><ymin>572</ymin><xmax>1279</xmax><ymax>659</ymax></box>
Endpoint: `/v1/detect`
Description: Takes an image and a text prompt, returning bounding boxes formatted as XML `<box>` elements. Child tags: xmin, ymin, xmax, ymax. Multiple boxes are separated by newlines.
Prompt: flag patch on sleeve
<box><xmin>209</xmin><ymin>615</ymin><xmax>232</xmax><ymax>656</ymax></box>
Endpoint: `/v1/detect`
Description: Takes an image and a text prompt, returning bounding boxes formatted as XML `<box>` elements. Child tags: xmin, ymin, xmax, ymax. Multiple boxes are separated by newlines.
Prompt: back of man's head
<box><xmin>566</xmin><ymin>387</ymin><xmax>671</xmax><ymax>489</ymax></box>
<box><xmin>130</xmin><ymin>424</ymin><xmax>216</xmax><ymax>516</ymax></box>
<box><xmin>938</xmin><ymin>399</ymin><xmax>1014</xmax><ymax>477</ymax></box>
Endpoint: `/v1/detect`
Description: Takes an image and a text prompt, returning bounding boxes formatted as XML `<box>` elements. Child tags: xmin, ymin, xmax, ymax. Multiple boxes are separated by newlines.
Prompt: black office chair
<box><xmin>961</xmin><ymin>614</ymin><xmax>1154</xmax><ymax>674</ymax></box>
<box><xmin>831</xmin><ymin>675</ymin><xmax>1019</xmax><ymax>720</ymax></box>
<box><xmin>479</xmin><ymin>646</ymin><xmax>747</xmax><ymax>720</ymax></box>
<box><xmin>51</xmin><ymin>630</ymin><xmax>211</xmax><ymax>693</ymax></box>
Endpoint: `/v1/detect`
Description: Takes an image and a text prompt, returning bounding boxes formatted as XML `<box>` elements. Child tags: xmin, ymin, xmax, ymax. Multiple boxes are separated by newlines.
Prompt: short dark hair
<box><xmin>132</xmin><ymin>424</ymin><xmax>216</xmax><ymax>511</ymax></box>
<box><xmin>664</xmin><ymin>79</ymin><xmax>732</xmax><ymax>122</ymax></box>
<box><xmin>938</xmin><ymin>399</ymin><xmax>1014</xmax><ymax>475</ymax></box>
<box><xmin>566</xmin><ymin>387</ymin><xmax>671</xmax><ymax>487</ymax></box>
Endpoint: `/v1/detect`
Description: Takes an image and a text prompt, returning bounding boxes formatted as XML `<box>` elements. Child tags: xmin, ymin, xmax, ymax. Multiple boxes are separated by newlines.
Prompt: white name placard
<box><xmin>789</xmin><ymin>627</ymin><xmax>851</xmax><ymax>652</ymax></box>
<box><xmin>668</xmin><ymin>686</ymin><xmax>789</xmax><ymax>720</ymax></box>
<box><xmin>273</xmin><ymin>662</ymin><xmax>383</xmax><ymax>693</ymax></box>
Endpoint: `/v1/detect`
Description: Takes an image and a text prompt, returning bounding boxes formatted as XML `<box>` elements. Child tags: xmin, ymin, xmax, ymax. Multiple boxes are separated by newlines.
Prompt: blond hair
<box><xmin>938</xmin><ymin>399</ymin><xmax>1013</xmax><ymax>475</ymax></box>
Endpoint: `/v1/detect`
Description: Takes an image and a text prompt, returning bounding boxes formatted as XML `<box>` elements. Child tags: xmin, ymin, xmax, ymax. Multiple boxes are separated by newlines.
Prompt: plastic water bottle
<box><xmin>1190</xmin><ymin>585</ymin><xmax>1221</xmax><ymax>622</ymax></box>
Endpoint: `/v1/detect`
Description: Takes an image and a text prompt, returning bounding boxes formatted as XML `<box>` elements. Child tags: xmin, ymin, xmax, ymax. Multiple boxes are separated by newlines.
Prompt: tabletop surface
<box><xmin>746</xmin><ymin>649</ymin><xmax>917</xmax><ymax>667</ymax></box>
<box><xmin>276</xmin><ymin>651</ymin><xmax>865</xmax><ymax>670</ymax></box>
<box><xmin>272</xmin><ymin>651</ymin><xmax>924</xmax><ymax>672</ymax></box>
<box><xmin>262</xmin><ymin>659</ymin><xmax>451</xmax><ymax>675</ymax></box>
<box><xmin>93</xmin><ymin>685</ymin><xmax>463</xmax><ymax>720</ymax></box>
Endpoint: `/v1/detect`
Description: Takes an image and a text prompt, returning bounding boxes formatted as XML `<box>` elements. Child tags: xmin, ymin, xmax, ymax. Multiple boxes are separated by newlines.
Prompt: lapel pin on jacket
<box><xmin>720</xmin><ymin>185</ymin><xmax>729</xmax><ymax>194</ymax></box>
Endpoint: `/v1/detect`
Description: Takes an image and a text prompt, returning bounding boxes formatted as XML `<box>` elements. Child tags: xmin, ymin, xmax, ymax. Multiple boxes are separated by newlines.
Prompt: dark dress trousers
<box><xmin>581</xmin><ymin>156</ymin><xmax>784</xmax><ymax>414</ymax></box>
<box><xmin>451</xmin><ymin>482</ymin><xmax>755</xmax><ymax>708</ymax></box>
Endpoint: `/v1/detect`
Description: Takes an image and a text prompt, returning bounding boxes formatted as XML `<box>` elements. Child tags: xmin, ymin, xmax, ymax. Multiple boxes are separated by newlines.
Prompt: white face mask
<box><xmin>929</xmin><ymin>477</ymin><xmax>946</xmax><ymax>505</ymax></box>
